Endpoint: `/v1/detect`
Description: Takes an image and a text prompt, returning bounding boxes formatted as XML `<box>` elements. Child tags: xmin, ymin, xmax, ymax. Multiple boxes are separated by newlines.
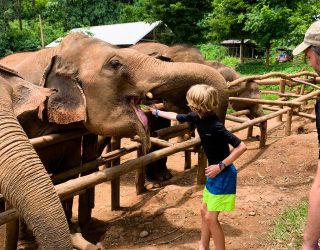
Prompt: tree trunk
<box><xmin>265</xmin><ymin>46</ymin><xmax>270</xmax><ymax>66</ymax></box>
<box><xmin>240</xmin><ymin>39</ymin><xmax>244</xmax><ymax>64</ymax></box>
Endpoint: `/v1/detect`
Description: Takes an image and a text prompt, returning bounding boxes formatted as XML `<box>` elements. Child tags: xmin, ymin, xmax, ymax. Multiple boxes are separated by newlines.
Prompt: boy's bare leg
<box><xmin>199</xmin><ymin>203</ymin><xmax>210</xmax><ymax>250</ymax></box>
<box><xmin>208</xmin><ymin>211</ymin><xmax>225</xmax><ymax>250</ymax></box>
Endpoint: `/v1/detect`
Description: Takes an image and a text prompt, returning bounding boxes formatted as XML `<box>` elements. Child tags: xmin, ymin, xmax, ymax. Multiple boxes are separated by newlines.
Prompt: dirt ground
<box><xmin>0</xmin><ymin>112</ymin><xmax>318</xmax><ymax>250</ymax></box>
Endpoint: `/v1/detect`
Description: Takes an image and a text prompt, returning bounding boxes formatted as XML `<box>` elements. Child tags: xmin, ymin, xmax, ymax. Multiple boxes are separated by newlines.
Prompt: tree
<box><xmin>203</xmin><ymin>0</ymin><xmax>255</xmax><ymax>63</ymax></box>
<box><xmin>120</xmin><ymin>0</ymin><xmax>212</xmax><ymax>44</ymax></box>
<box><xmin>243</xmin><ymin>1</ymin><xmax>294</xmax><ymax>65</ymax></box>
<box><xmin>44</xmin><ymin>0</ymin><xmax>123</xmax><ymax>30</ymax></box>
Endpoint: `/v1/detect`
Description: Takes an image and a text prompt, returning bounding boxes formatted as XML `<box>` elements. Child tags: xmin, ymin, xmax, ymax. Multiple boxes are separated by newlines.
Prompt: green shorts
<box><xmin>203</xmin><ymin>187</ymin><xmax>235</xmax><ymax>212</ymax></box>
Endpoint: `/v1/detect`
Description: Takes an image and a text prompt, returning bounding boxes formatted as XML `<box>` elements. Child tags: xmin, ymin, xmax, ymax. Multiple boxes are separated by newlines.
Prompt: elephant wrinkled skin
<box><xmin>0</xmin><ymin>33</ymin><xmax>229</xmax><ymax>247</ymax></box>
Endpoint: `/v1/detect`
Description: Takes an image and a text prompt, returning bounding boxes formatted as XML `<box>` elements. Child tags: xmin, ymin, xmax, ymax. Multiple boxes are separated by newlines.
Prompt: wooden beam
<box><xmin>229</xmin><ymin>97</ymin><xmax>303</xmax><ymax>107</ymax></box>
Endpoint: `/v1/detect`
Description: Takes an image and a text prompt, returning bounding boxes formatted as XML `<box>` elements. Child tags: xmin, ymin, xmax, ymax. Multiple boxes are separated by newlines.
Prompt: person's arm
<box><xmin>301</xmin><ymin>160</ymin><xmax>320</xmax><ymax>250</ymax></box>
<box><xmin>205</xmin><ymin>142</ymin><xmax>247</xmax><ymax>178</ymax></box>
<box><xmin>149</xmin><ymin>107</ymin><xmax>178</xmax><ymax>121</ymax></box>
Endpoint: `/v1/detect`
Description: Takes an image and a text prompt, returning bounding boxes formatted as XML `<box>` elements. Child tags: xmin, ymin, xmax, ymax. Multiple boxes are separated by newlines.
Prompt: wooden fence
<box><xmin>1</xmin><ymin>71</ymin><xmax>320</xmax><ymax>249</ymax></box>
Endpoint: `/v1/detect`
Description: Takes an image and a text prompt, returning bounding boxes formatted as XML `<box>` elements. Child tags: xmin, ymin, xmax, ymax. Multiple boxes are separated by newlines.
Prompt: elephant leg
<box><xmin>145</xmin><ymin>115</ymin><xmax>172</xmax><ymax>184</ymax></box>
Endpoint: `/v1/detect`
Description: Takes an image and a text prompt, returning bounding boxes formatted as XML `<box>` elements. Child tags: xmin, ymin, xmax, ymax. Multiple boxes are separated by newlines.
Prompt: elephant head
<box><xmin>0</xmin><ymin>65</ymin><xmax>73</xmax><ymax>250</ymax></box>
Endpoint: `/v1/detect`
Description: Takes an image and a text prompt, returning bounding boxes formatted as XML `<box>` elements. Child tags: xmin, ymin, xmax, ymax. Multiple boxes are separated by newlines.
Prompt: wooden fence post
<box><xmin>4</xmin><ymin>202</ymin><xmax>18</xmax><ymax>250</ymax></box>
<box><xmin>277</xmin><ymin>79</ymin><xmax>286</xmax><ymax>122</ymax></box>
<box><xmin>285</xmin><ymin>109</ymin><xmax>293</xmax><ymax>136</ymax></box>
<box><xmin>110</xmin><ymin>137</ymin><xmax>121</xmax><ymax>210</ymax></box>
<box><xmin>259</xmin><ymin>121</ymin><xmax>267</xmax><ymax>147</ymax></box>
<box><xmin>197</xmin><ymin>147</ymin><xmax>207</xmax><ymax>185</ymax></box>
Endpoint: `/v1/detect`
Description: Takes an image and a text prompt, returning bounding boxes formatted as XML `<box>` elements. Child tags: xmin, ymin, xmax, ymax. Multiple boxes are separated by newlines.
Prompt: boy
<box><xmin>149</xmin><ymin>84</ymin><xmax>246</xmax><ymax>250</ymax></box>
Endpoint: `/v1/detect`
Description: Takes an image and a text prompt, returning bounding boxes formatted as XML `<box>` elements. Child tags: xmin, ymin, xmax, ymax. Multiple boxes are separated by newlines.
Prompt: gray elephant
<box><xmin>205</xmin><ymin>60</ymin><xmax>264</xmax><ymax>118</ymax></box>
<box><xmin>1</xmin><ymin>32</ymin><xmax>228</xmax><ymax>248</ymax></box>
<box><xmin>0</xmin><ymin>65</ymin><xmax>73</xmax><ymax>249</ymax></box>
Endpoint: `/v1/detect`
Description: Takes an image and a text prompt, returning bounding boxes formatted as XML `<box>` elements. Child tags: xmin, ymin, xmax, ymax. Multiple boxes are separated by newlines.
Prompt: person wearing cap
<box><xmin>293</xmin><ymin>20</ymin><xmax>320</xmax><ymax>250</ymax></box>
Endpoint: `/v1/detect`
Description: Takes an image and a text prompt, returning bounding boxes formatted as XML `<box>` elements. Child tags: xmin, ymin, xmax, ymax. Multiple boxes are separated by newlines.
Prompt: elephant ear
<box><xmin>149</xmin><ymin>52</ymin><xmax>172</xmax><ymax>62</ymax></box>
<box><xmin>40</xmin><ymin>55</ymin><xmax>87</xmax><ymax>124</ymax></box>
<box><xmin>0</xmin><ymin>64</ymin><xmax>55</xmax><ymax>117</ymax></box>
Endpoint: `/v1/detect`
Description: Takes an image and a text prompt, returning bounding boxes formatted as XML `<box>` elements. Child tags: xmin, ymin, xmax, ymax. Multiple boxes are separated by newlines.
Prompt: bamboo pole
<box><xmin>153</xmin><ymin>123</ymin><xmax>192</xmax><ymax>138</ymax></box>
<box><xmin>260</xmin><ymin>90</ymin><xmax>301</xmax><ymax>98</ymax></box>
<box><xmin>277</xmin><ymin>79</ymin><xmax>286</xmax><ymax>122</ymax></box>
<box><xmin>110</xmin><ymin>137</ymin><xmax>121</xmax><ymax>210</ymax></box>
<box><xmin>226</xmin><ymin>114</ymin><xmax>250</xmax><ymax>123</ymax></box>
<box><xmin>259</xmin><ymin>121</ymin><xmax>267</xmax><ymax>147</ymax></box>
<box><xmin>197</xmin><ymin>147</ymin><xmax>207</xmax><ymax>185</ymax></box>
<box><xmin>51</xmin><ymin>143</ymin><xmax>139</xmax><ymax>183</ymax></box>
<box><xmin>285</xmin><ymin>109</ymin><xmax>293</xmax><ymax>136</ymax></box>
<box><xmin>228</xmin><ymin>72</ymin><xmax>319</xmax><ymax>88</ymax></box>
<box><xmin>4</xmin><ymin>203</ymin><xmax>18</xmax><ymax>250</ymax></box>
<box><xmin>229</xmin><ymin>109</ymin><xmax>250</xmax><ymax>117</ymax></box>
<box><xmin>229</xmin><ymin>107</ymin><xmax>291</xmax><ymax>133</ymax></box>
<box><xmin>293</xmin><ymin>111</ymin><xmax>316</xmax><ymax>120</ymax></box>
<box><xmin>229</xmin><ymin>97</ymin><xmax>303</xmax><ymax>107</ymax></box>
<box><xmin>30</xmin><ymin>130</ymin><xmax>88</xmax><ymax>149</ymax></box>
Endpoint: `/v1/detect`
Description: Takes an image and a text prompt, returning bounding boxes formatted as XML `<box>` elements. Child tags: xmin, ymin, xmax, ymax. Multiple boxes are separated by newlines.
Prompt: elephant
<box><xmin>0</xmin><ymin>64</ymin><xmax>73</xmax><ymax>249</ymax></box>
<box><xmin>0</xmin><ymin>32</ymin><xmax>229</xmax><ymax>247</ymax></box>
<box><xmin>204</xmin><ymin>61</ymin><xmax>264</xmax><ymax>118</ymax></box>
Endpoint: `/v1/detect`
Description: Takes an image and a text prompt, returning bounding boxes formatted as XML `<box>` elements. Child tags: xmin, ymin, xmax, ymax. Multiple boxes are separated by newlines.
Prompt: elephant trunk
<box><xmin>0</xmin><ymin>101</ymin><xmax>72</xmax><ymax>249</ymax></box>
<box><xmin>136</xmin><ymin>59</ymin><xmax>229</xmax><ymax>122</ymax></box>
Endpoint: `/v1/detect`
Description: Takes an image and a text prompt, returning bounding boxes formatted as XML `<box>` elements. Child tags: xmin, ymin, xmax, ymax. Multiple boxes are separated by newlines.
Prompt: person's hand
<box><xmin>148</xmin><ymin>106</ymin><xmax>156</xmax><ymax>114</ymax></box>
<box><xmin>301</xmin><ymin>241</ymin><xmax>320</xmax><ymax>250</ymax></box>
<box><xmin>205</xmin><ymin>164</ymin><xmax>221</xmax><ymax>178</ymax></box>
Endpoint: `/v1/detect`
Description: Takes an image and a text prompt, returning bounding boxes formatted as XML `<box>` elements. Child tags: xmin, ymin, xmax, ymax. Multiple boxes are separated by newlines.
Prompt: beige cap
<box><xmin>293</xmin><ymin>20</ymin><xmax>320</xmax><ymax>56</ymax></box>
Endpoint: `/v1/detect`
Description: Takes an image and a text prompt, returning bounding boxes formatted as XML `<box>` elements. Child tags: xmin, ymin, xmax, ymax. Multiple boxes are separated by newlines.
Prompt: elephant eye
<box><xmin>110</xmin><ymin>60</ymin><xmax>123</xmax><ymax>70</ymax></box>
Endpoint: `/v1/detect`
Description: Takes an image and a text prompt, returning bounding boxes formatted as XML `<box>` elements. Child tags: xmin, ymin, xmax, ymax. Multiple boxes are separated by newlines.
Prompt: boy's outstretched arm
<box><xmin>149</xmin><ymin>107</ymin><xmax>178</xmax><ymax>121</ymax></box>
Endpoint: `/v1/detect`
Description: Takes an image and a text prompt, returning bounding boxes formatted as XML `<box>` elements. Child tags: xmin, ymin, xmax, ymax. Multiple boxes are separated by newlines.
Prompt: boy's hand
<box><xmin>205</xmin><ymin>164</ymin><xmax>221</xmax><ymax>178</ymax></box>
<box><xmin>148</xmin><ymin>106</ymin><xmax>157</xmax><ymax>115</ymax></box>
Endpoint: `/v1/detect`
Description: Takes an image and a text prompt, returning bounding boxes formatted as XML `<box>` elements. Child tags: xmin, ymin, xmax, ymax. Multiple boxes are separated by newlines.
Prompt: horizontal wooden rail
<box><xmin>30</xmin><ymin>130</ymin><xmax>89</xmax><ymax>149</ymax></box>
<box><xmin>229</xmin><ymin>107</ymin><xmax>291</xmax><ymax>133</ymax></box>
<box><xmin>51</xmin><ymin>142</ymin><xmax>140</xmax><ymax>183</ymax></box>
<box><xmin>229</xmin><ymin>97</ymin><xmax>304</xmax><ymax>107</ymax></box>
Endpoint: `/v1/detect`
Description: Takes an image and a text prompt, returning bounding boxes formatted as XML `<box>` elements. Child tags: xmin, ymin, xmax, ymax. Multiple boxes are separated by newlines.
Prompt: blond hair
<box><xmin>186</xmin><ymin>84</ymin><xmax>219</xmax><ymax>118</ymax></box>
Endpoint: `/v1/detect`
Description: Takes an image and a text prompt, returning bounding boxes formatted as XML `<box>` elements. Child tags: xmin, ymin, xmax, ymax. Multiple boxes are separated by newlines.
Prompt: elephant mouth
<box><xmin>130</xmin><ymin>97</ymin><xmax>148</xmax><ymax>129</ymax></box>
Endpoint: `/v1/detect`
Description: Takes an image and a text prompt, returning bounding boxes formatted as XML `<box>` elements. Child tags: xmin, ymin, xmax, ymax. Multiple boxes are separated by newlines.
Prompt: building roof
<box><xmin>221</xmin><ymin>39</ymin><xmax>252</xmax><ymax>45</ymax></box>
<box><xmin>46</xmin><ymin>21</ymin><xmax>163</xmax><ymax>47</ymax></box>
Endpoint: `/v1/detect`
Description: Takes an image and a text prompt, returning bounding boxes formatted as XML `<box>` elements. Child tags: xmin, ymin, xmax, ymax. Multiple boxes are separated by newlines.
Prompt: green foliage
<box><xmin>7</xmin><ymin>20</ymin><xmax>42</xmax><ymax>52</ymax></box>
<box><xmin>44</xmin><ymin>0</ymin><xmax>122</xmax><ymax>30</ymax></box>
<box><xmin>236</xmin><ymin>60</ymin><xmax>314</xmax><ymax>76</ymax></box>
<box><xmin>268</xmin><ymin>200</ymin><xmax>307</xmax><ymax>249</ymax></box>
<box><xmin>203</xmin><ymin>0</ymin><xmax>253</xmax><ymax>42</ymax></box>
<box><xmin>121</xmin><ymin>0</ymin><xmax>212</xmax><ymax>44</ymax></box>
<box><xmin>221</xmin><ymin>57</ymin><xmax>239</xmax><ymax>68</ymax></box>
<box><xmin>288</xmin><ymin>0</ymin><xmax>320</xmax><ymax>46</ymax></box>
<box><xmin>198</xmin><ymin>43</ymin><xmax>227</xmax><ymax>61</ymax></box>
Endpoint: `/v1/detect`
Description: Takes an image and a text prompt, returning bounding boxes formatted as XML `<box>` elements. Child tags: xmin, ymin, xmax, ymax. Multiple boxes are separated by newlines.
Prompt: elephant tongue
<box><xmin>132</xmin><ymin>104</ymin><xmax>148</xmax><ymax>128</ymax></box>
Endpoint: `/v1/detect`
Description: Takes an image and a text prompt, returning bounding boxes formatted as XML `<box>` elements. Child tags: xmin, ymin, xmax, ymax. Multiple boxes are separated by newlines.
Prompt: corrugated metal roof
<box><xmin>46</xmin><ymin>21</ymin><xmax>162</xmax><ymax>47</ymax></box>
<box><xmin>221</xmin><ymin>39</ymin><xmax>251</xmax><ymax>44</ymax></box>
